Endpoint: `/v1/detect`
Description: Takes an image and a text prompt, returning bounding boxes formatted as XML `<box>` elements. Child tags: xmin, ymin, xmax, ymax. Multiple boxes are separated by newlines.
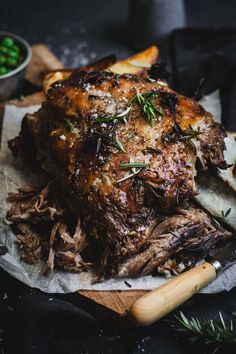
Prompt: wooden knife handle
<box><xmin>129</xmin><ymin>262</ymin><xmax>216</xmax><ymax>326</ymax></box>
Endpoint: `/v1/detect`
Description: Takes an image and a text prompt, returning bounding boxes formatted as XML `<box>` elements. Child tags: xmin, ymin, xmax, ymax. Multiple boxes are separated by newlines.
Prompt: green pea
<box><xmin>6</xmin><ymin>57</ymin><xmax>18</xmax><ymax>67</ymax></box>
<box><xmin>0</xmin><ymin>66</ymin><xmax>8</xmax><ymax>75</ymax></box>
<box><xmin>12</xmin><ymin>45</ymin><xmax>20</xmax><ymax>53</ymax></box>
<box><xmin>2</xmin><ymin>37</ymin><xmax>14</xmax><ymax>47</ymax></box>
<box><xmin>0</xmin><ymin>45</ymin><xmax>8</xmax><ymax>54</ymax></box>
<box><xmin>0</xmin><ymin>55</ymin><xmax>6</xmax><ymax>64</ymax></box>
<box><xmin>7</xmin><ymin>49</ymin><xmax>19</xmax><ymax>59</ymax></box>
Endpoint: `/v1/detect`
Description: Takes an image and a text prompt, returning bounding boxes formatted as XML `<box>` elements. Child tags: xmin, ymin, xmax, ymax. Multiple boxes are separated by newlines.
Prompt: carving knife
<box><xmin>129</xmin><ymin>237</ymin><xmax>236</xmax><ymax>326</ymax></box>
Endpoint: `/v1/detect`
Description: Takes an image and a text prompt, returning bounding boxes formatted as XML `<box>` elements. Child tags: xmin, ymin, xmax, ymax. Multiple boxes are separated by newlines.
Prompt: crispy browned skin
<box><xmin>9</xmin><ymin>70</ymin><xmax>227</xmax><ymax>274</ymax></box>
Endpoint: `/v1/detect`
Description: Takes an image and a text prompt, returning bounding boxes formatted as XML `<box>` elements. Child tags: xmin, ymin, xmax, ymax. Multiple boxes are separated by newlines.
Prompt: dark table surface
<box><xmin>1</xmin><ymin>1</ymin><xmax>236</xmax><ymax>353</ymax></box>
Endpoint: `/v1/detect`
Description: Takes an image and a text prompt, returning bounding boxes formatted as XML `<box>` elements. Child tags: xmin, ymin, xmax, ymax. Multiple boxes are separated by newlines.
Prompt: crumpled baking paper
<box><xmin>0</xmin><ymin>92</ymin><xmax>235</xmax><ymax>294</ymax></box>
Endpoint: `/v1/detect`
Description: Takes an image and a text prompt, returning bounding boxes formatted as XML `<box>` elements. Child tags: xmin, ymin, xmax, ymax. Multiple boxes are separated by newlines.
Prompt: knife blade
<box><xmin>129</xmin><ymin>237</ymin><xmax>236</xmax><ymax>326</ymax></box>
<box><xmin>207</xmin><ymin>237</ymin><xmax>236</xmax><ymax>272</ymax></box>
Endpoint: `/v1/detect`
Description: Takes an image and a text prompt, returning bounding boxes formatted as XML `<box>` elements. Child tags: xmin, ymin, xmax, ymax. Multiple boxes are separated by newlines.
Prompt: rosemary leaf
<box><xmin>119</xmin><ymin>162</ymin><xmax>148</xmax><ymax>169</ymax></box>
<box><xmin>95</xmin><ymin>106</ymin><xmax>131</xmax><ymax>124</ymax></box>
<box><xmin>212</xmin><ymin>208</ymin><xmax>231</xmax><ymax>227</ymax></box>
<box><xmin>96</xmin><ymin>137</ymin><xmax>102</xmax><ymax>154</ymax></box>
<box><xmin>116</xmin><ymin>106</ymin><xmax>132</xmax><ymax>118</ymax></box>
<box><xmin>115</xmin><ymin>135</ymin><xmax>126</xmax><ymax>153</ymax></box>
<box><xmin>116</xmin><ymin>168</ymin><xmax>142</xmax><ymax>184</ymax></box>
<box><xmin>64</xmin><ymin>118</ymin><xmax>75</xmax><ymax>132</ymax></box>
<box><xmin>223</xmin><ymin>208</ymin><xmax>231</xmax><ymax>218</ymax></box>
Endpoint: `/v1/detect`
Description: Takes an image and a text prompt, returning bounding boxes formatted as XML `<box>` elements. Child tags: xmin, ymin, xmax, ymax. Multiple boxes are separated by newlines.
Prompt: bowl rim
<box><xmin>0</xmin><ymin>30</ymin><xmax>32</xmax><ymax>80</ymax></box>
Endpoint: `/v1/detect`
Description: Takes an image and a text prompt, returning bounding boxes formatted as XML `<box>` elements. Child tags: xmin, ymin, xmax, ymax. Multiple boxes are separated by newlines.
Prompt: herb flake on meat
<box><xmin>212</xmin><ymin>208</ymin><xmax>231</xmax><ymax>227</ymax></box>
<box><xmin>115</xmin><ymin>135</ymin><xmax>126</xmax><ymax>153</ymax></box>
<box><xmin>119</xmin><ymin>162</ymin><xmax>148</xmax><ymax>169</ymax></box>
<box><xmin>64</xmin><ymin>118</ymin><xmax>75</xmax><ymax>132</ymax></box>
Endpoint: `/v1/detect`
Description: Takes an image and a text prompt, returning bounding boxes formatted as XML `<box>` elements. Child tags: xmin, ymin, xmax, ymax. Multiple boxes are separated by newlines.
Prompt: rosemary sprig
<box><xmin>115</xmin><ymin>135</ymin><xmax>126</xmax><ymax>153</ymax></box>
<box><xmin>173</xmin><ymin>124</ymin><xmax>203</xmax><ymax>142</ymax></box>
<box><xmin>183</xmin><ymin>124</ymin><xmax>203</xmax><ymax>138</ymax></box>
<box><xmin>130</xmin><ymin>91</ymin><xmax>163</xmax><ymax>127</ymax></box>
<box><xmin>212</xmin><ymin>208</ymin><xmax>231</xmax><ymax>227</ymax></box>
<box><xmin>64</xmin><ymin>118</ymin><xmax>75</xmax><ymax>132</ymax></box>
<box><xmin>174</xmin><ymin>311</ymin><xmax>236</xmax><ymax>353</ymax></box>
<box><xmin>162</xmin><ymin>122</ymin><xmax>203</xmax><ymax>152</ymax></box>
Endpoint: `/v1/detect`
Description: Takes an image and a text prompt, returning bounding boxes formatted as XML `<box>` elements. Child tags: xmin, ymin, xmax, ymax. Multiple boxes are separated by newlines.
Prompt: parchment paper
<box><xmin>0</xmin><ymin>93</ymin><xmax>236</xmax><ymax>294</ymax></box>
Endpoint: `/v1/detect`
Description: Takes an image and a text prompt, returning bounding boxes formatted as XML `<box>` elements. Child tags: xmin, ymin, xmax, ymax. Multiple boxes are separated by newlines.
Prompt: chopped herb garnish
<box><xmin>212</xmin><ymin>208</ymin><xmax>231</xmax><ymax>227</ymax></box>
<box><xmin>119</xmin><ymin>162</ymin><xmax>148</xmax><ymax>169</ymax></box>
<box><xmin>115</xmin><ymin>135</ymin><xmax>126</xmax><ymax>153</ymax></box>
<box><xmin>95</xmin><ymin>116</ymin><xmax>121</xmax><ymax>123</ymax></box>
<box><xmin>64</xmin><ymin>118</ymin><xmax>75</xmax><ymax>132</ymax></box>
<box><xmin>117</xmin><ymin>106</ymin><xmax>131</xmax><ymax>118</ymax></box>
<box><xmin>162</xmin><ymin>122</ymin><xmax>202</xmax><ymax>152</ymax></box>
<box><xmin>116</xmin><ymin>168</ymin><xmax>142</xmax><ymax>184</ymax></box>
<box><xmin>129</xmin><ymin>91</ymin><xmax>163</xmax><ymax>127</ymax></box>
<box><xmin>95</xmin><ymin>106</ymin><xmax>131</xmax><ymax>124</ymax></box>
<box><xmin>183</xmin><ymin>125</ymin><xmax>203</xmax><ymax>139</ymax></box>
<box><xmin>96</xmin><ymin>137</ymin><xmax>102</xmax><ymax>154</ymax></box>
<box><xmin>117</xmin><ymin>161</ymin><xmax>147</xmax><ymax>184</ymax></box>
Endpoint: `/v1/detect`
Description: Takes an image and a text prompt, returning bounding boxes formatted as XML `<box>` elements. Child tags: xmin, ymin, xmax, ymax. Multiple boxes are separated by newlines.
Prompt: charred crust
<box><xmin>148</xmin><ymin>62</ymin><xmax>170</xmax><ymax>81</ymax></box>
<box><xmin>68</xmin><ymin>70</ymin><xmax>118</xmax><ymax>88</ymax></box>
<box><xmin>159</xmin><ymin>92</ymin><xmax>178</xmax><ymax>116</ymax></box>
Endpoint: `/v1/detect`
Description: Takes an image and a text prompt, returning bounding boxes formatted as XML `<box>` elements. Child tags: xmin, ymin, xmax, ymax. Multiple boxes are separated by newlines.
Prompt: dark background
<box><xmin>0</xmin><ymin>0</ymin><xmax>236</xmax><ymax>66</ymax></box>
<box><xmin>1</xmin><ymin>0</ymin><xmax>236</xmax><ymax>353</ymax></box>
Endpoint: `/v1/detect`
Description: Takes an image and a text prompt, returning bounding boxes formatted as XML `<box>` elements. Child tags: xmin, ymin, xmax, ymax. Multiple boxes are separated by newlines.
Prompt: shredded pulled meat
<box><xmin>7</xmin><ymin>182</ymin><xmax>90</xmax><ymax>273</ymax></box>
<box><xmin>6</xmin><ymin>182</ymin><xmax>231</xmax><ymax>279</ymax></box>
